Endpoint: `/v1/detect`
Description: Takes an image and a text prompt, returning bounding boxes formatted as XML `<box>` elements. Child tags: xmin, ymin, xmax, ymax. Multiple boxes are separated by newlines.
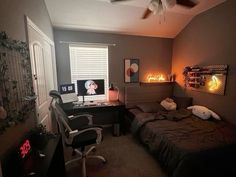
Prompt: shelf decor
<box><xmin>124</xmin><ymin>58</ymin><xmax>139</xmax><ymax>83</ymax></box>
<box><xmin>183</xmin><ymin>64</ymin><xmax>228</xmax><ymax>95</ymax></box>
<box><xmin>146</xmin><ymin>73</ymin><xmax>165</xmax><ymax>82</ymax></box>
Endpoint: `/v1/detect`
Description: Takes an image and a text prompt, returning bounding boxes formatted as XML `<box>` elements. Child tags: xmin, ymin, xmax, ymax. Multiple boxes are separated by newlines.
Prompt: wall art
<box><xmin>124</xmin><ymin>58</ymin><xmax>139</xmax><ymax>83</ymax></box>
<box><xmin>183</xmin><ymin>64</ymin><xmax>228</xmax><ymax>95</ymax></box>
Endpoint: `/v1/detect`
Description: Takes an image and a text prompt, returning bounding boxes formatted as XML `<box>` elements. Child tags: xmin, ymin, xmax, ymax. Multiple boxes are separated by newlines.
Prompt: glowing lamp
<box><xmin>20</xmin><ymin>139</ymin><xmax>31</xmax><ymax>159</ymax></box>
<box><xmin>158</xmin><ymin>74</ymin><xmax>165</xmax><ymax>81</ymax></box>
<box><xmin>109</xmin><ymin>83</ymin><xmax>119</xmax><ymax>101</ymax></box>
<box><xmin>146</xmin><ymin>74</ymin><xmax>166</xmax><ymax>82</ymax></box>
<box><xmin>208</xmin><ymin>75</ymin><xmax>221</xmax><ymax>91</ymax></box>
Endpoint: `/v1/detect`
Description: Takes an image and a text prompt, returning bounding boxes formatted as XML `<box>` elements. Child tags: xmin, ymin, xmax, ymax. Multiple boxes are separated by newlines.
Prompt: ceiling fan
<box><xmin>110</xmin><ymin>0</ymin><xmax>198</xmax><ymax>19</ymax></box>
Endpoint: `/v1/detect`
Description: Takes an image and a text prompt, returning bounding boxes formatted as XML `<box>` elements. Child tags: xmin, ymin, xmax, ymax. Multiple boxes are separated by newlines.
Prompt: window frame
<box><xmin>69</xmin><ymin>44</ymin><xmax>109</xmax><ymax>102</ymax></box>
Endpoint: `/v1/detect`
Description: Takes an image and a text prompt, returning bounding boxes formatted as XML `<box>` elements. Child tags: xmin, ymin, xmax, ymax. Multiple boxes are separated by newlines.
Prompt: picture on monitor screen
<box><xmin>77</xmin><ymin>79</ymin><xmax>105</xmax><ymax>96</ymax></box>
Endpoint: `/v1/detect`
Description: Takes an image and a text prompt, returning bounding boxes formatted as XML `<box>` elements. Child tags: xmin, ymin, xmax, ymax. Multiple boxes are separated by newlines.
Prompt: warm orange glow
<box><xmin>208</xmin><ymin>75</ymin><xmax>221</xmax><ymax>91</ymax></box>
<box><xmin>147</xmin><ymin>74</ymin><xmax>166</xmax><ymax>82</ymax></box>
<box><xmin>109</xmin><ymin>90</ymin><xmax>119</xmax><ymax>101</ymax></box>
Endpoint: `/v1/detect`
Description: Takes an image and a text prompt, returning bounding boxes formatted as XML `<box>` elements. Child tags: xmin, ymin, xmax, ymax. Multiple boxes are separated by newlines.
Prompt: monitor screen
<box><xmin>59</xmin><ymin>83</ymin><xmax>75</xmax><ymax>94</ymax></box>
<box><xmin>77</xmin><ymin>79</ymin><xmax>105</xmax><ymax>96</ymax></box>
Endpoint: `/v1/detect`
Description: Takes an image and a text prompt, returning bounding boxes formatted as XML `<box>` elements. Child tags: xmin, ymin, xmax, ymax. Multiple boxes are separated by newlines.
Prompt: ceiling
<box><xmin>44</xmin><ymin>0</ymin><xmax>226</xmax><ymax>38</ymax></box>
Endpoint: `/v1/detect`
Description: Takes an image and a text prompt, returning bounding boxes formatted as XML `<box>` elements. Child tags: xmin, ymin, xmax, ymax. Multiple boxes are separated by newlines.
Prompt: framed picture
<box><xmin>124</xmin><ymin>58</ymin><xmax>139</xmax><ymax>83</ymax></box>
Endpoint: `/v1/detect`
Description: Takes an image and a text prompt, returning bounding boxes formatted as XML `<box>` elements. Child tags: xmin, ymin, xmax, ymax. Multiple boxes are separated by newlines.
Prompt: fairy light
<box><xmin>147</xmin><ymin>74</ymin><xmax>166</xmax><ymax>82</ymax></box>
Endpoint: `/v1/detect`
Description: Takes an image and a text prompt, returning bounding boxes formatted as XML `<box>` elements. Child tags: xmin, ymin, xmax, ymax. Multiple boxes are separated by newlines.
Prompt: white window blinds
<box><xmin>69</xmin><ymin>44</ymin><xmax>108</xmax><ymax>101</ymax></box>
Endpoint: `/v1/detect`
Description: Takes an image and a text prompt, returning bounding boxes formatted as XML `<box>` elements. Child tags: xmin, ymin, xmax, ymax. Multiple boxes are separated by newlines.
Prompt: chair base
<box><xmin>65</xmin><ymin>146</ymin><xmax>106</xmax><ymax>177</ymax></box>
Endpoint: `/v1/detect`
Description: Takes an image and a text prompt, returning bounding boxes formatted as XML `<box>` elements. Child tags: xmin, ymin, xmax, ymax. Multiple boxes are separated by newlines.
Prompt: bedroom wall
<box><xmin>172</xmin><ymin>0</ymin><xmax>236</xmax><ymax>124</ymax></box>
<box><xmin>54</xmin><ymin>29</ymin><xmax>173</xmax><ymax>102</ymax></box>
<box><xmin>0</xmin><ymin>0</ymin><xmax>53</xmax><ymax>41</ymax></box>
<box><xmin>0</xmin><ymin>0</ymin><xmax>53</xmax><ymax>158</ymax></box>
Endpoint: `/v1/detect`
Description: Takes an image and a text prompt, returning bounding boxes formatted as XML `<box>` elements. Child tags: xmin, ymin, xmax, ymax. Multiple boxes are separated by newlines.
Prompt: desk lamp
<box><xmin>109</xmin><ymin>83</ymin><xmax>119</xmax><ymax>101</ymax></box>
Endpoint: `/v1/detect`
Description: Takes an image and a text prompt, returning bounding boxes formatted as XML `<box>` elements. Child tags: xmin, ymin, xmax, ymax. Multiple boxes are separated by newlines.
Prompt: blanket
<box><xmin>131</xmin><ymin>109</ymin><xmax>191</xmax><ymax>135</ymax></box>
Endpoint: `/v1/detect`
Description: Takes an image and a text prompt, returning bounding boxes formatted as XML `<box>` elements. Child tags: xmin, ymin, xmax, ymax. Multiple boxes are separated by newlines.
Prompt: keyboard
<box><xmin>83</xmin><ymin>103</ymin><xmax>97</xmax><ymax>106</ymax></box>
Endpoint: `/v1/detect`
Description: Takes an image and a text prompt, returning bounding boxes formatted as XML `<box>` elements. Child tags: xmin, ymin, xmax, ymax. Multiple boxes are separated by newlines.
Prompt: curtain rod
<box><xmin>59</xmin><ymin>41</ymin><xmax>116</xmax><ymax>46</ymax></box>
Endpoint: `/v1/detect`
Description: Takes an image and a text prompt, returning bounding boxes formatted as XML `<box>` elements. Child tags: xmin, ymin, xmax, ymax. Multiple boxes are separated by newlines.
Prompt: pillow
<box><xmin>136</xmin><ymin>102</ymin><xmax>165</xmax><ymax>113</ymax></box>
<box><xmin>172</xmin><ymin>96</ymin><xmax>193</xmax><ymax>109</ymax></box>
<box><xmin>160</xmin><ymin>98</ymin><xmax>177</xmax><ymax>111</ymax></box>
<box><xmin>187</xmin><ymin>105</ymin><xmax>221</xmax><ymax>120</ymax></box>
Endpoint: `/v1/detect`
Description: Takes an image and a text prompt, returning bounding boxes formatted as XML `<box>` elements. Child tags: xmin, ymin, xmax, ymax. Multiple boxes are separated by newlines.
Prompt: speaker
<box><xmin>113</xmin><ymin>124</ymin><xmax>120</xmax><ymax>137</ymax></box>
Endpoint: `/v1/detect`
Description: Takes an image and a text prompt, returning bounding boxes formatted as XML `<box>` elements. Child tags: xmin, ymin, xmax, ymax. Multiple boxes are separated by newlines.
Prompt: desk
<box><xmin>60</xmin><ymin>101</ymin><xmax>125</xmax><ymax>134</ymax></box>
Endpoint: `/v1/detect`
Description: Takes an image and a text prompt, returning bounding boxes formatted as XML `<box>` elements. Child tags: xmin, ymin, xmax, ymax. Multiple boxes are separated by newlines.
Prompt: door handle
<box><xmin>33</xmin><ymin>74</ymin><xmax>37</xmax><ymax>80</ymax></box>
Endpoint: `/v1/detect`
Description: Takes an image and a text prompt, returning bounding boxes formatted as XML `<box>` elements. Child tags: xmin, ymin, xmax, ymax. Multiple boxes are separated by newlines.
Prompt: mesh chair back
<box><xmin>51</xmin><ymin>100</ymin><xmax>74</xmax><ymax>145</ymax></box>
<box><xmin>49</xmin><ymin>90</ymin><xmax>63</xmax><ymax>104</ymax></box>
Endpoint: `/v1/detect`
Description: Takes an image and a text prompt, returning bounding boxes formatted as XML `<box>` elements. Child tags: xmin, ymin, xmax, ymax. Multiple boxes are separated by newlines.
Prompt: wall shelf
<box><xmin>140</xmin><ymin>81</ymin><xmax>175</xmax><ymax>85</ymax></box>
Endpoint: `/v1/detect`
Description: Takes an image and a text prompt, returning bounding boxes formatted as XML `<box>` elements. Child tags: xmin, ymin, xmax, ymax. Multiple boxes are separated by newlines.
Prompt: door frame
<box><xmin>26</xmin><ymin>16</ymin><xmax>57</xmax><ymax>129</ymax></box>
<box><xmin>25</xmin><ymin>16</ymin><xmax>58</xmax><ymax>89</ymax></box>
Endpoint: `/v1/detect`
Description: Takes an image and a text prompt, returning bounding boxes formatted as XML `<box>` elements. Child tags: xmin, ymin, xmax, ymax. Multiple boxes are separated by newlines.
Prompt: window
<box><xmin>69</xmin><ymin>44</ymin><xmax>109</xmax><ymax>101</ymax></box>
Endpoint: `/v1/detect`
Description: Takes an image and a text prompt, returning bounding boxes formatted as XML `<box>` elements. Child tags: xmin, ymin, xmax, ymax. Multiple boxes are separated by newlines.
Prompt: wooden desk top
<box><xmin>60</xmin><ymin>101</ymin><xmax>125</xmax><ymax>115</ymax></box>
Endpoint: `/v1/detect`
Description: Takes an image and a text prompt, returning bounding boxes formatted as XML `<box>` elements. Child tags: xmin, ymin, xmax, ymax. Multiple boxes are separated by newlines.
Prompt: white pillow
<box><xmin>160</xmin><ymin>98</ymin><xmax>177</xmax><ymax>111</ymax></box>
<box><xmin>187</xmin><ymin>105</ymin><xmax>221</xmax><ymax>120</ymax></box>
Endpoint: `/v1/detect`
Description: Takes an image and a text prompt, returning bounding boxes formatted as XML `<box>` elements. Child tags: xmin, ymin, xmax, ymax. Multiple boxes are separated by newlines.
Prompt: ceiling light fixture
<box><xmin>142</xmin><ymin>0</ymin><xmax>198</xmax><ymax>19</ymax></box>
<box><xmin>148</xmin><ymin>0</ymin><xmax>176</xmax><ymax>15</ymax></box>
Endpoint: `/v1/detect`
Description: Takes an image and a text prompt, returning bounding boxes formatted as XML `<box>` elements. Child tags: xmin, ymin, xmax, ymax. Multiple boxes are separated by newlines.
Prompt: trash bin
<box><xmin>113</xmin><ymin>123</ymin><xmax>120</xmax><ymax>136</ymax></box>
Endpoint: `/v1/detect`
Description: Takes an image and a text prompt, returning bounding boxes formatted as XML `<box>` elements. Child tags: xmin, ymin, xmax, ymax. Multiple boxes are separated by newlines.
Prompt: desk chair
<box><xmin>50</xmin><ymin>92</ymin><xmax>106</xmax><ymax>177</ymax></box>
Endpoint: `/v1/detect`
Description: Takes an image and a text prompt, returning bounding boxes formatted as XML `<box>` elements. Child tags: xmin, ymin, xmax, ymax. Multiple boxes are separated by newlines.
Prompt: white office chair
<box><xmin>50</xmin><ymin>91</ymin><xmax>106</xmax><ymax>177</ymax></box>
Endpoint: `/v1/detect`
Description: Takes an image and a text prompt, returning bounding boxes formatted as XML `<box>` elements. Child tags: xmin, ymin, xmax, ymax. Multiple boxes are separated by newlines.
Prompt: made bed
<box><xmin>125</xmin><ymin>84</ymin><xmax>236</xmax><ymax>177</ymax></box>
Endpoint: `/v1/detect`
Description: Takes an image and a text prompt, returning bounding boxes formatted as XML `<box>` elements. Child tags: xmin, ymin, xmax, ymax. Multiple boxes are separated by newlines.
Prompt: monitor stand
<box><xmin>82</xmin><ymin>95</ymin><xmax>85</xmax><ymax>104</ymax></box>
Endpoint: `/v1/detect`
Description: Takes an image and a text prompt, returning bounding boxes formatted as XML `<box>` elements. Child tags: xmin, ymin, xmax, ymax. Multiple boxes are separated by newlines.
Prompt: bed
<box><xmin>125</xmin><ymin>85</ymin><xmax>236</xmax><ymax>177</ymax></box>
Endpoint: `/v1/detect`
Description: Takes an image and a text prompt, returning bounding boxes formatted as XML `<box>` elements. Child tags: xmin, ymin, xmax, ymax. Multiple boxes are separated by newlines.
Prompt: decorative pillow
<box><xmin>160</xmin><ymin>98</ymin><xmax>177</xmax><ymax>111</ymax></box>
<box><xmin>187</xmin><ymin>105</ymin><xmax>221</xmax><ymax>120</ymax></box>
<box><xmin>172</xmin><ymin>96</ymin><xmax>193</xmax><ymax>109</ymax></box>
<box><xmin>136</xmin><ymin>102</ymin><xmax>165</xmax><ymax>113</ymax></box>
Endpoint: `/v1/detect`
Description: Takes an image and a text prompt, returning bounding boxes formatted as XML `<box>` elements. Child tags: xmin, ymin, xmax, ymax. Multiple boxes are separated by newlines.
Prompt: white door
<box><xmin>27</xmin><ymin>18</ymin><xmax>57</xmax><ymax>131</ymax></box>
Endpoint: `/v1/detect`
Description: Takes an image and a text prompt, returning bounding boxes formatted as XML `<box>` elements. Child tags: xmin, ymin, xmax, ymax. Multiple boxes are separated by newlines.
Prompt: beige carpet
<box><xmin>65</xmin><ymin>128</ymin><xmax>167</xmax><ymax>177</ymax></box>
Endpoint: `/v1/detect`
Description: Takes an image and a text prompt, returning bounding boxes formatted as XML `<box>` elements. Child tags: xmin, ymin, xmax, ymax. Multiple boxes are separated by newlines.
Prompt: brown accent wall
<box><xmin>54</xmin><ymin>30</ymin><xmax>173</xmax><ymax>102</ymax></box>
<box><xmin>172</xmin><ymin>0</ymin><xmax>236</xmax><ymax>124</ymax></box>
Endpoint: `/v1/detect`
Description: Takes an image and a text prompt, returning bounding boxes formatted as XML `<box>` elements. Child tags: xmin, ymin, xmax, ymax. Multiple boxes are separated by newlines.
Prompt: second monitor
<box><xmin>77</xmin><ymin>79</ymin><xmax>105</xmax><ymax>97</ymax></box>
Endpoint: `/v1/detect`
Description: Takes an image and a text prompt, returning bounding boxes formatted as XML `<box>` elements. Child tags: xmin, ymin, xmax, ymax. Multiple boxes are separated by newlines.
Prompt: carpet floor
<box><xmin>64</xmin><ymin>128</ymin><xmax>167</xmax><ymax>177</ymax></box>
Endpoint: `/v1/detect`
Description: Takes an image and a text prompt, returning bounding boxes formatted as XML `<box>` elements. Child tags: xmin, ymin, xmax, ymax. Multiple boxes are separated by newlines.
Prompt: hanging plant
<box><xmin>0</xmin><ymin>31</ymin><xmax>35</xmax><ymax>134</ymax></box>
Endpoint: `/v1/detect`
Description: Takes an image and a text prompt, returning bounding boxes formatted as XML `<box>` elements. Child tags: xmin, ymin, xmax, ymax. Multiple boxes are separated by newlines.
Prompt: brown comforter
<box><xmin>131</xmin><ymin>111</ymin><xmax>236</xmax><ymax>177</ymax></box>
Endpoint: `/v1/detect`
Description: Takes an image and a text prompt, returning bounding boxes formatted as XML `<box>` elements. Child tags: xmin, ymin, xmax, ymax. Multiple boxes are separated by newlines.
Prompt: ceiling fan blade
<box><xmin>110</xmin><ymin>0</ymin><xmax>131</xmax><ymax>3</ymax></box>
<box><xmin>176</xmin><ymin>0</ymin><xmax>198</xmax><ymax>8</ymax></box>
<box><xmin>142</xmin><ymin>8</ymin><xmax>153</xmax><ymax>19</ymax></box>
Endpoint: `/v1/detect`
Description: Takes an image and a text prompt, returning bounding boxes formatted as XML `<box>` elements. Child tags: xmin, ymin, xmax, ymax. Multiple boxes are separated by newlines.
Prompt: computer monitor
<box><xmin>77</xmin><ymin>79</ymin><xmax>105</xmax><ymax>96</ymax></box>
<box><xmin>59</xmin><ymin>83</ymin><xmax>78</xmax><ymax>103</ymax></box>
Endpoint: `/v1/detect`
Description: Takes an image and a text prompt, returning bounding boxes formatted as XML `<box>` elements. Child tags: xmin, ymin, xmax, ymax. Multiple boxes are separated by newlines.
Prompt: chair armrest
<box><xmin>68</xmin><ymin>113</ymin><xmax>93</xmax><ymax>125</ymax></box>
<box><xmin>76</xmin><ymin>124</ymin><xmax>103</xmax><ymax>131</ymax></box>
<box><xmin>69</xmin><ymin>125</ymin><xmax>103</xmax><ymax>144</ymax></box>
<box><xmin>69</xmin><ymin>129</ymin><xmax>79</xmax><ymax>135</ymax></box>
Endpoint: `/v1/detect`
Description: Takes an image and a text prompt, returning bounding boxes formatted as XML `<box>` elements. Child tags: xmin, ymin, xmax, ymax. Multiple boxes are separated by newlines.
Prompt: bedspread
<box><xmin>131</xmin><ymin>111</ymin><xmax>236</xmax><ymax>177</ymax></box>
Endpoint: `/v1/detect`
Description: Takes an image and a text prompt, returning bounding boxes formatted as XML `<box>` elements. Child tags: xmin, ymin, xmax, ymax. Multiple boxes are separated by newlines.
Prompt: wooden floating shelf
<box><xmin>140</xmin><ymin>81</ymin><xmax>175</xmax><ymax>85</ymax></box>
<box><xmin>189</xmin><ymin>77</ymin><xmax>201</xmax><ymax>79</ymax></box>
<box><xmin>188</xmin><ymin>82</ymin><xmax>200</xmax><ymax>85</ymax></box>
